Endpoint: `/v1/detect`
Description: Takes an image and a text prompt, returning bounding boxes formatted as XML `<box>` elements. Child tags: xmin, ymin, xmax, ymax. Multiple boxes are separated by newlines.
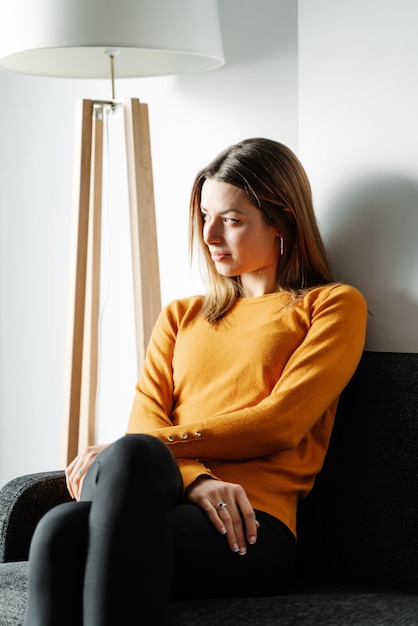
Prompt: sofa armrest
<box><xmin>0</xmin><ymin>470</ymin><xmax>72</xmax><ymax>562</ymax></box>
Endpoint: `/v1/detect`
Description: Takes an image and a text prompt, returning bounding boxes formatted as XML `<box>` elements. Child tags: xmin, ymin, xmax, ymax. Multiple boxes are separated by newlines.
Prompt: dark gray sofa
<box><xmin>1</xmin><ymin>350</ymin><xmax>417</xmax><ymax>625</ymax></box>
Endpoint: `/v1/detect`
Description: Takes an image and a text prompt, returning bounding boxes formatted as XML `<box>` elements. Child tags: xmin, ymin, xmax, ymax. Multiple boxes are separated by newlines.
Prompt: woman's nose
<box><xmin>203</xmin><ymin>221</ymin><xmax>222</xmax><ymax>244</ymax></box>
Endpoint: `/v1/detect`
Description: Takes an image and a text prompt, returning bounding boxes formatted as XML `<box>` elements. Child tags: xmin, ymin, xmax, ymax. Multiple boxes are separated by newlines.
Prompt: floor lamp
<box><xmin>0</xmin><ymin>0</ymin><xmax>224</xmax><ymax>466</ymax></box>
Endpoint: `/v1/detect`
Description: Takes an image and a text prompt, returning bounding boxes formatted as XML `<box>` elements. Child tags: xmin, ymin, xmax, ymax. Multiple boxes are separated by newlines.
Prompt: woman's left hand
<box><xmin>186</xmin><ymin>477</ymin><xmax>259</xmax><ymax>555</ymax></box>
<box><xmin>65</xmin><ymin>443</ymin><xmax>109</xmax><ymax>501</ymax></box>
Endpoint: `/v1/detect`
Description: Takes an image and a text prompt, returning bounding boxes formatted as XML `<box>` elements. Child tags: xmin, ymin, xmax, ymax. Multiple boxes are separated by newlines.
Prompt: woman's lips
<box><xmin>210</xmin><ymin>252</ymin><xmax>230</xmax><ymax>262</ymax></box>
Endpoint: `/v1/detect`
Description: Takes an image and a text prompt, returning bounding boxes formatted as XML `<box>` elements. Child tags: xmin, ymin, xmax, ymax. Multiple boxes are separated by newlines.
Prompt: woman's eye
<box><xmin>200</xmin><ymin>213</ymin><xmax>240</xmax><ymax>225</ymax></box>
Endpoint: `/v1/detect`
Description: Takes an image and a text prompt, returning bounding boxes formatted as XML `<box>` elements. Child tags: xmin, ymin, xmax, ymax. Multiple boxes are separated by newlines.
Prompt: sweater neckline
<box><xmin>236</xmin><ymin>291</ymin><xmax>291</xmax><ymax>305</ymax></box>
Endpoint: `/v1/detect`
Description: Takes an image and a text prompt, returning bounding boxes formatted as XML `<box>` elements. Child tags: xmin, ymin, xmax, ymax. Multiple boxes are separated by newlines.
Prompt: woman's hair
<box><xmin>189</xmin><ymin>137</ymin><xmax>334</xmax><ymax>323</ymax></box>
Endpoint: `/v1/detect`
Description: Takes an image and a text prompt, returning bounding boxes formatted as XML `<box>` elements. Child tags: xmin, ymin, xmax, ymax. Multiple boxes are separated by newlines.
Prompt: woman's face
<box><xmin>200</xmin><ymin>178</ymin><xmax>281</xmax><ymax>296</ymax></box>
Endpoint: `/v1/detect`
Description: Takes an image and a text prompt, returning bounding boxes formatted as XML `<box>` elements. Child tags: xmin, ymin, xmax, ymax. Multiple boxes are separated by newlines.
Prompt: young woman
<box><xmin>23</xmin><ymin>138</ymin><xmax>368</xmax><ymax>625</ymax></box>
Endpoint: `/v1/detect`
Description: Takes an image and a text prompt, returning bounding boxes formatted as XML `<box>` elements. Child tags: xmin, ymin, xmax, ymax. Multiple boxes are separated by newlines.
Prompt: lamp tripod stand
<box><xmin>62</xmin><ymin>96</ymin><xmax>161</xmax><ymax>466</ymax></box>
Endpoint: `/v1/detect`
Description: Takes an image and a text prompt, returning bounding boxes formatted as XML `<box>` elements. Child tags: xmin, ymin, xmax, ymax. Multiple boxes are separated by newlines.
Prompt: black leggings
<box><xmin>23</xmin><ymin>434</ymin><xmax>296</xmax><ymax>625</ymax></box>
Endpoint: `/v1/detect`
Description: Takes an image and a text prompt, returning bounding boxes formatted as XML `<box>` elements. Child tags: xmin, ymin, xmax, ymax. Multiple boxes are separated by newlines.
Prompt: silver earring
<box><xmin>280</xmin><ymin>237</ymin><xmax>284</xmax><ymax>256</ymax></box>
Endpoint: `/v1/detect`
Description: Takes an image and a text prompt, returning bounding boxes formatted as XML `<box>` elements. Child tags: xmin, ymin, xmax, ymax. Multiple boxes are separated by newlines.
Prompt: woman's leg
<box><xmin>24</xmin><ymin>434</ymin><xmax>295</xmax><ymax>625</ymax></box>
<box><xmin>170</xmin><ymin>504</ymin><xmax>296</xmax><ymax>600</ymax></box>
<box><xmin>80</xmin><ymin>434</ymin><xmax>183</xmax><ymax>626</ymax></box>
<box><xmin>23</xmin><ymin>500</ymin><xmax>91</xmax><ymax>626</ymax></box>
<box><xmin>24</xmin><ymin>435</ymin><xmax>183</xmax><ymax>626</ymax></box>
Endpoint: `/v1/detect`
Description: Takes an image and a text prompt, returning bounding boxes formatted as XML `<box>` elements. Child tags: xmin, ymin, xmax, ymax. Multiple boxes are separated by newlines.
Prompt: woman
<box><xmin>24</xmin><ymin>138</ymin><xmax>367</xmax><ymax>625</ymax></box>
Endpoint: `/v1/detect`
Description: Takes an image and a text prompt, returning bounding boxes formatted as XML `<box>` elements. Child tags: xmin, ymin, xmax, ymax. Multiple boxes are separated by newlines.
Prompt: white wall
<box><xmin>298</xmin><ymin>0</ymin><xmax>418</xmax><ymax>352</ymax></box>
<box><xmin>0</xmin><ymin>0</ymin><xmax>298</xmax><ymax>487</ymax></box>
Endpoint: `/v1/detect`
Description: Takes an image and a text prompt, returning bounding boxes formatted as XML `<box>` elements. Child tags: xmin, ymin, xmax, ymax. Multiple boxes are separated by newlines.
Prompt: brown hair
<box><xmin>189</xmin><ymin>137</ymin><xmax>333</xmax><ymax>323</ymax></box>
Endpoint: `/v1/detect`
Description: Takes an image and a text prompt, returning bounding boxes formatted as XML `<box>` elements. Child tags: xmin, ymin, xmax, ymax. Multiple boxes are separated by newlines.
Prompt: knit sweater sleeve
<box><xmin>127</xmin><ymin>296</ymin><xmax>221</xmax><ymax>486</ymax></box>
<box><xmin>127</xmin><ymin>285</ymin><xmax>367</xmax><ymax>462</ymax></box>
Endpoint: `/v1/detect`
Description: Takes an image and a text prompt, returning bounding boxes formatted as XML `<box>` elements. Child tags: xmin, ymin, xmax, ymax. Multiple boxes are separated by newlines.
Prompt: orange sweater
<box><xmin>127</xmin><ymin>283</ymin><xmax>367</xmax><ymax>536</ymax></box>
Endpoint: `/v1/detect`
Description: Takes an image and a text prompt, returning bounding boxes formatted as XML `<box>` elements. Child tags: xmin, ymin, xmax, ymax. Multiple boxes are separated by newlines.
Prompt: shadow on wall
<box><xmin>325</xmin><ymin>173</ymin><xmax>418</xmax><ymax>353</ymax></box>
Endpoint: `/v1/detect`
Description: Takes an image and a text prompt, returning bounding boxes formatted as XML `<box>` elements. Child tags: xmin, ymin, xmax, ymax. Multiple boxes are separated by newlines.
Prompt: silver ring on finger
<box><xmin>216</xmin><ymin>501</ymin><xmax>228</xmax><ymax>511</ymax></box>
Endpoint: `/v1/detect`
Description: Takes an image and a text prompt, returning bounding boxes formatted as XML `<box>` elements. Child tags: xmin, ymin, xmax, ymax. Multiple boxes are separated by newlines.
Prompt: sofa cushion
<box><xmin>1</xmin><ymin>562</ymin><xmax>417</xmax><ymax>626</ymax></box>
<box><xmin>167</xmin><ymin>588</ymin><xmax>418</xmax><ymax>625</ymax></box>
<box><xmin>297</xmin><ymin>350</ymin><xmax>418</xmax><ymax>592</ymax></box>
<box><xmin>0</xmin><ymin>561</ymin><xmax>27</xmax><ymax>625</ymax></box>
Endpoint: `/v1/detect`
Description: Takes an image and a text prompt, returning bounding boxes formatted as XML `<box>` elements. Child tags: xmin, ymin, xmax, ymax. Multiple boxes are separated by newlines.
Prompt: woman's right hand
<box><xmin>187</xmin><ymin>476</ymin><xmax>259</xmax><ymax>556</ymax></box>
<box><xmin>65</xmin><ymin>443</ymin><xmax>110</xmax><ymax>501</ymax></box>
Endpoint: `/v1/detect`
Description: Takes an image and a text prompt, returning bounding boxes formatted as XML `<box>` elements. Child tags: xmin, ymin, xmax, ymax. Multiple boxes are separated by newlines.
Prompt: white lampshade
<box><xmin>0</xmin><ymin>0</ymin><xmax>224</xmax><ymax>78</ymax></box>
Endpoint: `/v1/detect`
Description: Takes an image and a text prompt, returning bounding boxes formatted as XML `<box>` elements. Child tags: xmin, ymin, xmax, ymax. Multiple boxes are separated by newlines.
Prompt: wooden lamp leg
<box><xmin>124</xmin><ymin>98</ymin><xmax>161</xmax><ymax>371</ymax></box>
<box><xmin>77</xmin><ymin>104</ymin><xmax>103</xmax><ymax>454</ymax></box>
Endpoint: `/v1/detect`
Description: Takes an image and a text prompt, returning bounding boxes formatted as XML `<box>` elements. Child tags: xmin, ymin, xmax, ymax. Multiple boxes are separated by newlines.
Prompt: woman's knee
<box><xmin>99</xmin><ymin>434</ymin><xmax>176</xmax><ymax>475</ymax></box>
<box><xmin>84</xmin><ymin>434</ymin><xmax>182</xmax><ymax>500</ymax></box>
<box><xmin>29</xmin><ymin>502</ymin><xmax>90</xmax><ymax>560</ymax></box>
